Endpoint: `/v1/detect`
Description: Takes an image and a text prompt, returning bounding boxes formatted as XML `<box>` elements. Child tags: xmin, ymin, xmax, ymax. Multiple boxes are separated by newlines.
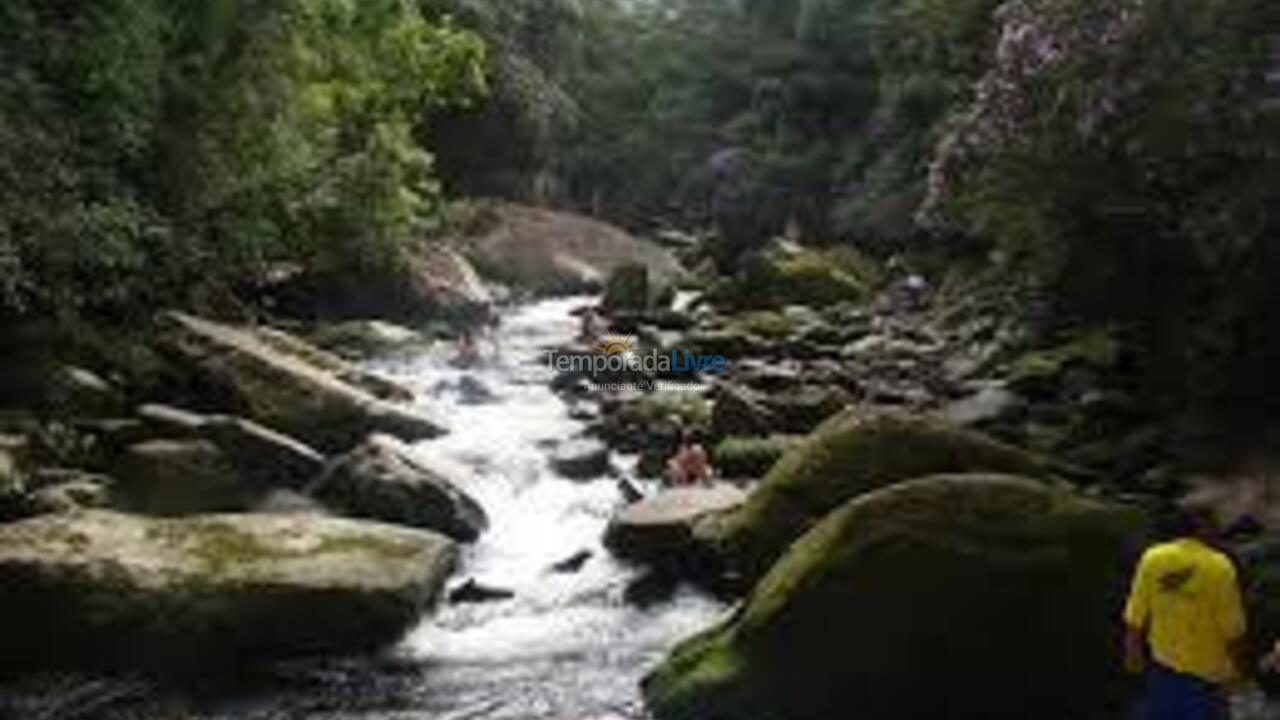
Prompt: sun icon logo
<box><xmin>594</xmin><ymin>333</ymin><xmax>637</xmax><ymax>356</ymax></box>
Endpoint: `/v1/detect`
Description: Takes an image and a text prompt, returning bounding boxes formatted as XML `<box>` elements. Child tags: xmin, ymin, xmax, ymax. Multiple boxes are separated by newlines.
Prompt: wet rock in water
<box><xmin>309</xmin><ymin>434</ymin><xmax>488</xmax><ymax>542</ymax></box>
<box><xmin>625</xmin><ymin>569</ymin><xmax>680</xmax><ymax>608</ymax></box>
<box><xmin>157</xmin><ymin>312</ymin><xmax>443</xmax><ymax>451</ymax></box>
<box><xmin>455</xmin><ymin>375</ymin><xmax>499</xmax><ymax>405</ymax></box>
<box><xmin>112</xmin><ymin>440</ymin><xmax>246</xmax><ymax>515</ymax></box>
<box><xmin>448</xmin><ymin>578</ymin><xmax>516</xmax><ymax>604</ymax></box>
<box><xmin>551</xmin><ymin>438</ymin><xmax>611</xmax><ymax>480</ymax></box>
<box><xmin>702</xmin><ymin>410</ymin><xmax>1053</xmax><ymax>584</ymax></box>
<box><xmin>710</xmin><ymin>384</ymin><xmax>779</xmax><ymax>439</ymax></box>
<box><xmin>548</xmin><ymin>549</ymin><xmax>594</xmax><ymax>574</ymax></box>
<box><xmin>604</xmin><ymin>484</ymin><xmax>747</xmax><ymax>568</ymax></box>
<box><xmin>0</xmin><ymin>510</ymin><xmax>456</xmax><ymax>672</ymax></box>
<box><xmin>643</xmin><ymin>475</ymin><xmax>1145</xmax><ymax>720</ymax></box>
<box><xmin>617</xmin><ymin>477</ymin><xmax>647</xmax><ymax>504</ymax></box>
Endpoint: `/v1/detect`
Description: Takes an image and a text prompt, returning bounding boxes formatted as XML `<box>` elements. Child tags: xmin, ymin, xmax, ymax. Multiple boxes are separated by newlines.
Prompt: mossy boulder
<box><xmin>703</xmin><ymin>410</ymin><xmax>1052</xmax><ymax>583</ymax></box>
<box><xmin>707</xmin><ymin>243</ymin><xmax>880</xmax><ymax>310</ymax></box>
<box><xmin>158</xmin><ymin>312</ymin><xmax>444</xmax><ymax>451</ymax></box>
<box><xmin>0</xmin><ymin>510</ymin><xmax>456</xmax><ymax>672</ymax></box>
<box><xmin>644</xmin><ymin>475</ymin><xmax>1147</xmax><ymax>720</ymax></box>
<box><xmin>713</xmin><ymin>436</ymin><xmax>795</xmax><ymax>479</ymax></box>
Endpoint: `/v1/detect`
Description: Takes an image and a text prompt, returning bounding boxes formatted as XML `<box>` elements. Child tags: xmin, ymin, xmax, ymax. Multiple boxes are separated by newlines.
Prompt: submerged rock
<box><xmin>158</xmin><ymin>312</ymin><xmax>444</xmax><ymax>451</ymax></box>
<box><xmin>644</xmin><ymin>475</ymin><xmax>1145</xmax><ymax>720</ymax></box>
<box><xmin>448</xmin><ymin>578</ymin><xmax>516</xmax><ymax>604</ymax></box>
<box><xmin>550</xmin><ymin>438</ymin><xmax>611</xmax><ymax>480</ymax></box>
<box><xmin>702</xmin><ymin>410</ymin><xmax>1052</xmax><ymax>583</ymax></box>
<box><xmin>0</xmin><ymin>510</ymin><xmax>456</xmax><ymax>672</ymax></box>
<box><xmin>309</xmin><ymin>434</ymin><xmax>488</xmax><ymax>542</ymax></box>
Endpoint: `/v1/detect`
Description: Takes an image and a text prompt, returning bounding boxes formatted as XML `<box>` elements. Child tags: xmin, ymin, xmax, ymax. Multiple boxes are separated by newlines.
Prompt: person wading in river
<box><xmin>1123</xmin><ymin>499</ymin><xmax>1248</xmax><ymax>720</ymax></box>
<box><xmin>664</xmin><ymin>428</ymin><xmax>712</xmax><ymax>487</ymax></box>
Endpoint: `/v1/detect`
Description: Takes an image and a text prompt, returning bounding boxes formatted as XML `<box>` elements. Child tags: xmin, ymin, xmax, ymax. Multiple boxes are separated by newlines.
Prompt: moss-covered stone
<box><xmin>0</xmin><ymin>510</ymin><xmax>455</xmax><ymax>672</ymax></box>
<box><xmin>708</xmin><ymin>243</ymin><xmax>880</xmax><ymax>310</ymax></box>
<box><xmin>712</xmin><ymin>435</ymin><xmax>795</xmax><ymax>479</ymax></box>
<box><xmin>645</xmin><ymin>475</ymin><xmax>1148</xmax><ymax>720</ymax></box>
<box><xmin>704</xmin><ymin>409</ymin><xmax>1053</xmax><ymax>583</ymax></box>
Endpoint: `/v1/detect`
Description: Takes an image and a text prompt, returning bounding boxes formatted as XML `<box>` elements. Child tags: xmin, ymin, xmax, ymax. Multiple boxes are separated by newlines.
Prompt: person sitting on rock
<box><xmin>1123</xmin><ymin>498</ymin><xmax>1248</xmax><ymax>720</ymax></box>
<box><xmin>665</xmin><ymin>428</ymin><xmax>712</xmax><ymax>487</ymax></box>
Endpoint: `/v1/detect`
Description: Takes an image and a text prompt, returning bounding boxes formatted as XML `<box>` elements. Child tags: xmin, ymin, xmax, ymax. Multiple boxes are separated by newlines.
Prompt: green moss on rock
<box><xmin>713</xmin><ymin>435</ymin><xmax>795</xmax><ymax>479</ymax></box>
<box><xmin>646</xmin><ymin>475</ymin><xmax>1148</xmax><ymax>720</ymax></box>
<box><xmin>706</xmin><ymin>409</ymin><xmax>1052</xmax><ymax>583</ymax></box>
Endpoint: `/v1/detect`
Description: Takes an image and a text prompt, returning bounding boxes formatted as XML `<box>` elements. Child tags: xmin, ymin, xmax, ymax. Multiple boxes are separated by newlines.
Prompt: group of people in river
<box><xmin>1125</xmin><ymin>494</ymin><xmax>1280</xmax><ymax>719</ymax></box>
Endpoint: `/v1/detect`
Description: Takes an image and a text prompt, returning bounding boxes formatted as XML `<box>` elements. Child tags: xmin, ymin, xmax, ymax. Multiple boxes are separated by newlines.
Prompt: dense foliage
<box><xmin>0</xmin><ymin>0</ymin><xmax>484</xmax><ymax>322</ymax></box>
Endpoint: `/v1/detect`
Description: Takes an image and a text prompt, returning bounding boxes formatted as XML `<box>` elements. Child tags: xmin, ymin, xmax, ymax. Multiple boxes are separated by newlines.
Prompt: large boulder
<box><xmin>712</xmin><ymin>436</ymin><xmax>795</xmax><ymax>479</ymax></box>
<box><xmin>158</xmin><ymin>312</ymin><xmax>443</xmax><ymax>451</ymax></box>
<box><xmin>701</xmin><ymin>410</ymin><xmax>1051</xmax><ymax>583</ymax></box>
<box><xmin>0</xmin><ymin>510</ymin><xmax>455</xmax><ymax>671</ymax></box>
<box><xmin>309</xmin><ymin>434</ymin><xmax>487</xmax><ymax>542</ymax></box>
<box><xmin>706</xmin><ymin>242</ymin><xmax>880</xmax><ymax>311</ymax></box>
<box><xmin>457</xmin><ymin>202</ymin><xmax>683</xmax><ymax>294</ymax></box>
<box><xmin>644</xmin><ymin>475</ymin><xmax>1146</xmax><ymax>720</ymax></box>
<box><xmin>605</xmin><ymin>484</ymin><xmax>747</xmax><ymax>566</ymax></box>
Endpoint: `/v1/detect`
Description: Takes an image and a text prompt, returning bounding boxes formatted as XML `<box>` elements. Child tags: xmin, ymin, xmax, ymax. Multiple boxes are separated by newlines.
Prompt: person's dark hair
<box><xmin>680</xmin><ymin>427</ymin><xmax>705</xmax><ymax>446</ymax></box>
<box><xmin>1157</xmin><ymin>502</ymin><xmax>1217</xmax><ymax>539</ymax></box>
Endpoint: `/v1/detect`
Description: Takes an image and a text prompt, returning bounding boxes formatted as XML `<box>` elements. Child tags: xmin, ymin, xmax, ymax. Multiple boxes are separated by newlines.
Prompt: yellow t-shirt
<box><xmin>1123</xmin><ymin>537</ymin><xmax>1246</xmax><ymax>683</ymax></box>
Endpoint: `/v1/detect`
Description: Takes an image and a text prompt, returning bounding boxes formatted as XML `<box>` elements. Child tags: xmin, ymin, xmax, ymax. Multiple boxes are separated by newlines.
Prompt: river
<box><xmin>2</xmin><ymin>297</ymin><xmax>724</xmax><ymax>720</ymax></box>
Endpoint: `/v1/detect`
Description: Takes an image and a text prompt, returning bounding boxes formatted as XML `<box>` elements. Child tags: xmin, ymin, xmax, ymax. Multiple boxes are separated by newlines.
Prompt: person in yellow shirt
<box><xmin>1123</xmin><ymin>503</ymin><xmax>1247</xmax><ymax>720</ymax></box>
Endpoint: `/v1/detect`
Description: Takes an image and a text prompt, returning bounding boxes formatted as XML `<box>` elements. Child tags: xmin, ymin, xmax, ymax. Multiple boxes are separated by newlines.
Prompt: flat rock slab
<box><xmin>605</xmin><ymin>484</ymin><xmax>747</xmax><ymax>563</ymax></box>
<box><xmin>0</xmin><ymin>510</ymin><xmax>455</xmax><ymax>672</ymax></box>
<box><xmin>159</xmin><ymin>312</ymin><xmax>445</xmax><ymax>450</ymax></box>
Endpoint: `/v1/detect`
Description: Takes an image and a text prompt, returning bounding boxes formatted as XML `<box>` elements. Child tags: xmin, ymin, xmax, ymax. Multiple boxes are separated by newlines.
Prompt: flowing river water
<box><xmin>3</xmin><ymin>297</ymin><xmax>725</xmax><ymax>720</ymax></box>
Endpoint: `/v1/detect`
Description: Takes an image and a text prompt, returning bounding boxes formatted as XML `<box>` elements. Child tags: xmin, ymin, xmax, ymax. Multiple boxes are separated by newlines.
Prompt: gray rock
<box><xmin>310</xmin><ymin>434</ymin><xmax>488</xmax><ymax>542</ymax></box>
<box><xmin>158</xmin><ymin>312</ymin><xmax>444</xmax><ymax>451</ymax></box>
<box><xmin>711</xmin><ymin>384</ymin><xmax>778</xmax><ymax>438</ymax></box>
<box><xmin>604</xmin><ymin>484</ymin><xmax>747</xmax><ymax>565</ymax></box>
<box><xmin>941</xmin><ymin>383</ymin><xmax>1022</xmax><ymax>426</ymax></box>
<box><xmin>136</xmin><ymin>404</ymin><xmax>326</xmax><ymax>488</ymax></box>
<box><xmin>112</xmin><ymin>440</ymin><xmax>244</xmax><ymax>515</ymax></box>
<box><xmin>46</xmin><ymin>366</ymin><xmax>123</xmax><ymax>418</ymax></box>
<box><xmin>550</xmin><ymin>438</ymin><xmax>611</xmax><ymax>480</ymax></box>
<box><xmin>0</xmin><ymin>510</ymin><xmax>455</xmax><ymax>671</ymax></box>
